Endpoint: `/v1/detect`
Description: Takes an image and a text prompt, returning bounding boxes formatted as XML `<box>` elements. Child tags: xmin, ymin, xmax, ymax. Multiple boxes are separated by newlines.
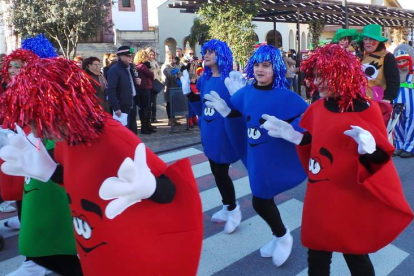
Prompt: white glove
<box><xmin>224</xmin><ymin>71</ymin><xmax>246</xmax><ymax>96</ymax></box>
<box><xmin>260</xmin><ymin>114</ymin><xmax>304</xmax><ymax>145</ymax></box>
<box><xmin>343</xmin><ymin>125</ymin><xmax>376</xmax><ymax>154</ymax></box>
<box><xmin>204</xmin><ymin>91</ymin><xmax>231</xmax><ymax>117</ymax></box>
<box><xmin>180</xmin><ymin>69</ymin><xmax>191</xmax><ymax>95</ymax></box>
<box><xmin>99</xmin><ymin>143</ymin><xmax>156</xmax><ymax>219</ymax></box>
<box><xmin>0</xmin><ymin>126</ymin><xmax>57</xmax><ymax>182</ymax></box>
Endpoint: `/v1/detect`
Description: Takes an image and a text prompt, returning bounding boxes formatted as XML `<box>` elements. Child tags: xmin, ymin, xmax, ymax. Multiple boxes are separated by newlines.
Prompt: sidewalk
<box><xmin>136</xmin><ymin>92</ymin><xmax>201</xmax><ymax>154</ymax></box>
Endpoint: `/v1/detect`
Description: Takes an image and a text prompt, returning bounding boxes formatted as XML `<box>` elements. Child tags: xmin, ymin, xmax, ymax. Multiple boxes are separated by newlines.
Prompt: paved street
<box><xmin>0</xmin><ymin>141</ymin><xmax>413</xmax><ymax>275</ymax></box>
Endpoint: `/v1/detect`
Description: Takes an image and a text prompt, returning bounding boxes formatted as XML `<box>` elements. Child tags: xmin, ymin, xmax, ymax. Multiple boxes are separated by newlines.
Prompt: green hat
<box><xmin>332</xmin><ymin>29</ymin><xmax>358</xmax><ymax>43</ymax></box>
<box><xmin>361</xmin><ymin>24</ymin><xmax>388</xmax><ymax>42</ymax></box>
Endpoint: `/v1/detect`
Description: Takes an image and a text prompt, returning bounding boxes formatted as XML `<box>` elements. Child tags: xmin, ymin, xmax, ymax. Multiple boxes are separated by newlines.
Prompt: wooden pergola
<box><xmin>169</xmin><ymin>0</ymin><xmax>414</xmax><ymax>54</ymax></box>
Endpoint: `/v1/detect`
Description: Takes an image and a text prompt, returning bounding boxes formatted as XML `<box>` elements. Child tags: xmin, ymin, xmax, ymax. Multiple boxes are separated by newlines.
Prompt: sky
<box><xmin>147</xmin><ymin>0</ymin><xmax>414</xmax><ymax>27</ymax></box>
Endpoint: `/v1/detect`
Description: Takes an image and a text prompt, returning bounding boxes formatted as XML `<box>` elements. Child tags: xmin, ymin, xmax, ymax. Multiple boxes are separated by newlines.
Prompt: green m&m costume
<box><xmin>19</xmin><ymin>139</ymin><xmax>77</xmax><ymax>257</ymax></box>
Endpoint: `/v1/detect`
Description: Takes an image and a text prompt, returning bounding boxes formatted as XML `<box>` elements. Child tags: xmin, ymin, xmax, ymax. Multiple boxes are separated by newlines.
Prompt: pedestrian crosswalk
<box><xmin>0</xmin><ymin>146</ymin><xmax>411</xmax><ymax>276</ymax></box>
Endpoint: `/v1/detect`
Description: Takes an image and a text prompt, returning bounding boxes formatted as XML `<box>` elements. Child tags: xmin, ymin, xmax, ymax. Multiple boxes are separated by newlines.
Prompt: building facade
<box><xmin>157</xmin><ymin>0</ymin><xmax>310</xmax><ymax>63</ymax></box>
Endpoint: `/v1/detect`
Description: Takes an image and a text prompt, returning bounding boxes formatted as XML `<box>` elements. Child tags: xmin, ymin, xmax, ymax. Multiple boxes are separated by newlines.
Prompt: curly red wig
<box><xmin>300</xmin><ymin>44</ymin><xmax>368</xmax><ymax>111</ymax></box>
<box><xmin>0</xmin><ymin>57</ymin><xmax>109</xmax><ymax>145</ymax></box>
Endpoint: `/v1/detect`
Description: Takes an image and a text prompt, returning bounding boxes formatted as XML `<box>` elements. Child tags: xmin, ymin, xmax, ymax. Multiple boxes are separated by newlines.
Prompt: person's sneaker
<box><xmin>6</xmin><ymin>260</ymin><xmax>47</xmax><ymax>276</ymax></box>
<box><xmin>211</xmin><ymin>205</ymin><xmax>229</xmax><ymax>223</ymax></box>
<box><xmin>224</xmin><ymin>204</ymin><xmax>242</xmax><ymax>234</ymax></box>
<box><xmin>151</xmin><ymin>119</ymin><xmax>159</xmax><ymax>123</ymax></box>
<box><xmin>4</xmin><ymin>216</ymin><xmax>20</xmax><ymax>230</ymax></box>
<box><xmin>260</xmin><ymin>236</ymin><xmax>277</xmax><ymax>258</ymax></box>
<box><xmin>393</xmin><ymin>149</ymin><xmax>404</xmax><ymax>156</ymax></box>
<box><xmin>272</xmin><ymin>229</ymin><xmax>293</xmax><ymax>267</ymax></box>
<box><xmin>0</xmin><ymin>201</ymin><xmax>16</xmax><ymax>213</ymax></box>
<box><xmin>400</xmin><ymin>151</ymin><xmax>414</xmax><ymax>158</ymax></box>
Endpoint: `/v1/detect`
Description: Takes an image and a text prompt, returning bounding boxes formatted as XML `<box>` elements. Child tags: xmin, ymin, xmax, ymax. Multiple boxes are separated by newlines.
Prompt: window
<box><xmin>119</xmin><ymin>0</ymin><xmax>135</xmax><ymax>11</ymax></box>
<box><xmin>122</xmin><ymin>0</ymin><xmax>131</xmax><ymax>7</ymax></box>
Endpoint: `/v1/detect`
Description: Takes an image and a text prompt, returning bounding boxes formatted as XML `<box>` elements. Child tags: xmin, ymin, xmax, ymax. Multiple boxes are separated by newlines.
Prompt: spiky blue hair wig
<box><xmin>22</xmin><ymin>34</ymin><xmax>57</xmax><ymax>59</ymax></box>
<box><xmin>244</xmin><ymin>45</ymin><xmax>287</xmax><ymax>89</ymax></box>
<box><xmin>201</xmin><ymin>39</ymin><xmax>233</xmax><ymax>80</ymax></box>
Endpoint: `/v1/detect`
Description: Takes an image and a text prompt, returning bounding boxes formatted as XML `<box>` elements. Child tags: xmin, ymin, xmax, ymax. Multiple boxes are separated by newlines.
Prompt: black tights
<box><xmin>308</xmin><ymin>249</ymin><xmax>375</xmax><ymax>276</ymax></box>
<box><xmin>27</xmin><ymin>255</ymin><xmax>83</xmax><ymax>276</ymax></box>
<box><xmin>208</xmin><ymin>159</ymin><xmax>236</xmax><ymax>210</ymax></box>
<box><xmin>252</xmin><ymin>196</ymin><xmax>286</xmax><ymax>237</ymax></box>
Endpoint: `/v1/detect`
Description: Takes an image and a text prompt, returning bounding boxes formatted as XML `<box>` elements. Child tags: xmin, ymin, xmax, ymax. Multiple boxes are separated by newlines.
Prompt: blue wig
<box><xmin>22</xmin><ymin>34</ymin><xmax>57</xmax><ymax>58</ymax></box>
<box><xmin>201</xmin><ymin>39</ymin><xmax>233</xmax><ymax>80</ymax></box>
<box><xmin>244</xmin><ymin>45</ymin><xmax>288</xmax><ymax>89</ymax></box>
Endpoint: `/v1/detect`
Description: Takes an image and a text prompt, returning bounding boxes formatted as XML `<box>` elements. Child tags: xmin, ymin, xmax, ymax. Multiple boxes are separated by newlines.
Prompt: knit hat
<box><xmin>362</xmin><ymin>24</ymin><xmax>388</xmax><ymax>42</ymax></box>
<box><xmin>117</xmin><ymin>46</ymin><xmax>134</xmax><ymax>56</ymax></box>
<box><xmin>196</xmin><ymin>66</ymin><xmax>204</xmax><ymax>76</ymax></box>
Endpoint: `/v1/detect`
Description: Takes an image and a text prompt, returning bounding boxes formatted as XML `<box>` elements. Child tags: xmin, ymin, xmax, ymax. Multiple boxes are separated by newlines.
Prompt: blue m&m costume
<box><xmin>228</xmin><ymin>85</ymin><xmax>308</xmax><ymax>198</ymax></box>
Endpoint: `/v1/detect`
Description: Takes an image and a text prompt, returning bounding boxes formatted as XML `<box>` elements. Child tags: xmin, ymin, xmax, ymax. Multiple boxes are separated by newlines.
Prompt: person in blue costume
<box><xmin>181</xmin><ymin>39</ymin><xmax>242</xmax><ymax>234</ymax></box>
<box><xmin>204</xmin><ymin>45</ymin><xmax>308</xmax><ymax>267</ymax></box>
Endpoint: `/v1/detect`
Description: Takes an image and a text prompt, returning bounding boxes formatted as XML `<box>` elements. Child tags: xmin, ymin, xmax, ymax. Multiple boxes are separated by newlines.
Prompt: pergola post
<box><xmin>273</xmin><ymin>19</ymin><xmax>277</xmax><ymax>47</ymax></box>
<box><xmin>342</xmin><ymin>0</ymin><xmax>349</xmax><ymax>29</ymax></box>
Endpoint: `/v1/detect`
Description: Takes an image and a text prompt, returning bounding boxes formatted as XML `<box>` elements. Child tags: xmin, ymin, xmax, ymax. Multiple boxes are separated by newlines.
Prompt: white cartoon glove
<box><xmin>343</xmin><ymin>125</ymin><xmax>376</xmax><ymax>154</ymax></box>
<box><xmin>204</xmin><ymin>91</ymin><xmax>231</xmax><ymax>117</ymax></box>
<box><xmin>0</xmin><ymin>128</ymin><xmax>14</xmax><ymax>148</ymax></box>
<box><xmin>180</xmin><ymin>69</ymin><xmax>191</xmax><ymax>95</ymax></box>
<box><xmin>99</xmin><ymin>143</ymin><xmax>156</xmax><ymax>219</ymax></box>
<box><xmin>0</xmin><ymin>125</ymin><xmax>57</xmax><ymax>182</ymax></box>
<box><xmin>224</xmin><ymin>71</ymin><xmax>246</xmax><ymax>96</ymax></box>
<box><xmin>260</xmin><ymin>114</ymin><xmax>303</xmax><ymax>145</ymax></box>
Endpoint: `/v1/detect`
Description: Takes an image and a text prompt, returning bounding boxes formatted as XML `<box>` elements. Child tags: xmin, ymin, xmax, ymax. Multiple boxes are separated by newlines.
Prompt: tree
<box><xmin>198</xmin><ymin>0</ymin><xmax>260</xmax><ymax>68</ymax></box>
<box><xmin>308</xmin><ymin>19</ymin><xmax>325</xmax><ymax>50</ymax></box>
<box><xmin>189</xmin><ymin>17</ymin><xmax>210</xmax><ymax>47</ymax></box>
<box><xmin>9</xmin><ymin>0</ymin><xmax>113</xmax><ymax>59</ymax></box>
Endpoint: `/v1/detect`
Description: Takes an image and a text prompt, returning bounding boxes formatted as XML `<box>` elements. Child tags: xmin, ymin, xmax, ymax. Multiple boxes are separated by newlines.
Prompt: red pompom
<box><xmin>0</xmin><ymin>58</ymin><xmax>109</xmax><ymax>145</ymax></box>
<box><xmin>300</xmin><ymin>44</ymin><xmax>368</xmax><ymax>111</ymax></box>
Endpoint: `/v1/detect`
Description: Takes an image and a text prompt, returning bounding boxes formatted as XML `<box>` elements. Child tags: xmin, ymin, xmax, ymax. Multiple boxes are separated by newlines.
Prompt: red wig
<box><xmin>300</xmin><ymin>44</ymin><xmax>368</xmax><ymax>111</ymax></box>
<box><xmin>0</xmin><ymin>57</ymin><xmax>109</xmax><ymax>145</ymax></box>
<box><xmin>1</xmin><ymin>49</ymin><xmax>39</xmax><ymax>82</ymax></box>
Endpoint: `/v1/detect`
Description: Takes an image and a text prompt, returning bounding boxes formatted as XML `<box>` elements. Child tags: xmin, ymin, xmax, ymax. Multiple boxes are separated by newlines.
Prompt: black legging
<box><xmin>252</xmin><ymin>196</ymin><xmax>286</xmax><ymax>237</ymax></box>
<box><xmin>150</xmin><ymin>92</ymin><xmax>157</xmax><ymax>121</ymax></box>
<box><xmin>208</xmin><ymin>159</ymin><xmax>236</xmax><ymax>210</ymax></box>
<box><xmin>308</xmin><ymin>249</ymin><xmax>375</xmax><ymax>276</ymax></box>
<box><xmin>27</xmin><ymin>255</ymin><xmax>83</xmax><ymax>276</ymax></box>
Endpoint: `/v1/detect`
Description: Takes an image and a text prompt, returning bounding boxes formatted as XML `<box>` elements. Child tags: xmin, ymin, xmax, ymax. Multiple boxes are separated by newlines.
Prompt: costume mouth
<box><xmin>23</xmin><ymin>188</ymin><xmax>39</xmax><ymax>195</ymax></box>
<box><xmin>76</xmin><ymin>240</ymin><xmax>107</xmax><ymax>254</ymax></box>
<box><xmin>308</xmin><ymin>178</ymin><xmax>329</xmax><ymax>183</ymax></box>
<box><xmin>248</xmin><ymin>141</ymin><xmax>268</xmax><ymax>147</ymax></box>
<box><xmin>204</xmin><ymin>118</ymin><xmax>217</xmax><ymax>123</ymax></box>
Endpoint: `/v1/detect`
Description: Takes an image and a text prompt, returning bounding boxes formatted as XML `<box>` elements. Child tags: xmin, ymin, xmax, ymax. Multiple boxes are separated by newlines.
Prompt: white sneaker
<box><xmin>211</xmin><ymin>205</ymin><xmax>229</xmax><ymax>223</ymax></box>
<box><xmin>224</xmin><ymin>204</ymin><xmax>242</xmax><ymax>234</ymax></box>
<box><xmin>260</xmin><ymin>236</ymin><xmax>277</xmax><ymax>258</ymax></box>
<box><xmin>0</xmin><ymin>201</ymin><xmax>16</xmax><ymax>213</ymax></box>
<box><xmin>4</xmin><ymin>216</ymin><xmax>20</xmax><ymax>230</ymax></box>
<box><xmin>272</xmin><ymin>229</ymin><xmax>293</xmax><ymax>267</ymax></box>
<box><xmin>7</xmin><ymin>260</ymin><xmax>47</xmax><ymax>276</ymax></box>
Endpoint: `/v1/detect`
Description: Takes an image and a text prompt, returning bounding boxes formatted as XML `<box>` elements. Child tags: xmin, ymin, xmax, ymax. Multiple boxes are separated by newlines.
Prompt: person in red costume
<box><xmin>261</xmin><ymin>44</ymin><xmax>413</xmax><ymax>276</ymax></box>
<box><xmin>0</xmin><ymin>57</ymin><xmax>203</xmax><ymax>276</ymax></box>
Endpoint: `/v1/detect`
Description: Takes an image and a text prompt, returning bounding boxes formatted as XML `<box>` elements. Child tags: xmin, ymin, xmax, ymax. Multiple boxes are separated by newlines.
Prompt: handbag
<box><xmin>152</xmin><ymin>79</ymin><xmax>165</xmax><ymax>94</ymax></box>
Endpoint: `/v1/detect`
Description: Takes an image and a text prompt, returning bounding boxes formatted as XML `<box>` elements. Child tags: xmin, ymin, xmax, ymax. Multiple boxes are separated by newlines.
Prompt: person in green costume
<box><xmin>9</xmin><ymin>137</ymin><xmax>82</xmax><ymax>276</ymax></box>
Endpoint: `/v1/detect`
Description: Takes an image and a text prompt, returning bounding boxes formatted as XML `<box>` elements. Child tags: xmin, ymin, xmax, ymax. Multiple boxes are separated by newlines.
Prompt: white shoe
<box><xmin>4</xmin><ymin>216</ymin><xmax>20</xmax><ymax>230</ymax></box>
<box><xmin>7</xmin><ymin>260</ymin><xmax>47</xmax><ymax>276</ymax></box>
<box><xmin>0</xmin><ymin>201</ymin><xmax>16</xmax><ymax>213</ymax></box>
<box><xmin>260</xmin><ymin>236</ymin><xmax>277</xmax><ymax>258</ymax></box>
<box><xmin>211</xmin><ymin>205</ymin><xmax>229</xmax><ymax>223</ymax></box>
<box><xmin>272</xmin><ymin>229</ymin><xmax>293</xmax><ymax>267</ymax></box>
<box><xmin>224</xmin><ymin>204</ymin><xmax>242</xmax><ymax>234</ymax></box>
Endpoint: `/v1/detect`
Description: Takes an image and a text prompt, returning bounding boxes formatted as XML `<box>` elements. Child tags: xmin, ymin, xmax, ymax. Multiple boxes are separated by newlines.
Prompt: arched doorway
<box><xmin>164</xmin><ymin>37</ymin><xmax>177</xmax><ymax>61</ymax></box>
<box><xmin>289</xmin><ymin>30</ymin><xmax>295</xmax><ymax>51</ymax></box>
<box><xmin>265</xmin><ymin>30</ymin><xmax>282</xmax><ymax>48</ymax></box>
<box><xmin>183</xmin><ymin>36</ymin><xmax>192</xmax><ymax>52</ymax></box>
<box><xmin>307</xmin><ymin>33</ymin><xmax>311</xmax><ymax>50</ymax></box>
<box><xmin>301</xmin><ymin>32</ymin><xmax>306</xmax><ymax>50</ymax></box>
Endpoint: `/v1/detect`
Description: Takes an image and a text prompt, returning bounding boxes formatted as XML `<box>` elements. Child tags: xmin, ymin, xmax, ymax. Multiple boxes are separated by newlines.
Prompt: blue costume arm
<box><xmin>225</xmin><ymin>116</ymin><xmax>247</xmax><ymax>166</ymax></box>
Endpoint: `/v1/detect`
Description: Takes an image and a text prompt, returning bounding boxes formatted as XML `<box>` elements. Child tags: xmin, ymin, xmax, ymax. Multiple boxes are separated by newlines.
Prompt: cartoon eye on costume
<box><xmin>362</xmin><ymin>61</ymin><xmax>382</xmax><ymax>80</ymax></box>
<box><xmin>204</xmin><ymin>107</ymin><xmax>215</xmax><ymax>116</ymax></box>
<box><xmin>73</xmin><ymin>216</ymin><xmax>93</xmax><ymax>240</ymax></box>
<box><xmin>247</xmin><ymin>127</ymin><xmax>261</xmax><ymax>139</ymax></box>
<box><xmin>308</xmin><ymin>158</ymin><xmax>321</xmax><ymax>175</ymax></box>
<box><xmin>25</xmin><ymin>177</ymin><xmax>31</xmax><ymax>185</ymax></box>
